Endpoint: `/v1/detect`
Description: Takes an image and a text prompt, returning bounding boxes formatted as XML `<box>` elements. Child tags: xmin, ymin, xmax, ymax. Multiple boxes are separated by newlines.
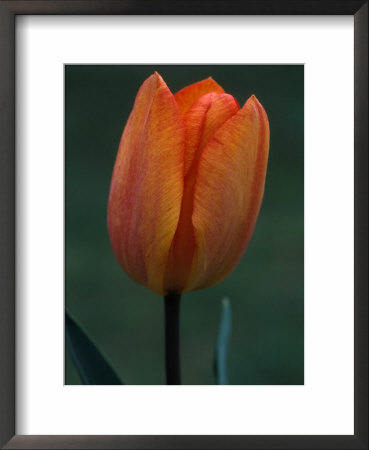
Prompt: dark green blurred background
<box><xmin>65</xmin><ymin>65</ymin><xmax>304</xmax><ymax>385</ymax></box>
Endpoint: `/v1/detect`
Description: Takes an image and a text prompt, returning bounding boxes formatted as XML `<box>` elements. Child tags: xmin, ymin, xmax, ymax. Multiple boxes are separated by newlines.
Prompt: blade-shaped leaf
<box><xmin>214</xmin><ymin>297</ymin><xmax>232</xmax><ymax>385</ymax></box>
<box><xmin>66</xmin><ymin>312</ymin><xmax>123</xmax><ymax>385</ymax></box>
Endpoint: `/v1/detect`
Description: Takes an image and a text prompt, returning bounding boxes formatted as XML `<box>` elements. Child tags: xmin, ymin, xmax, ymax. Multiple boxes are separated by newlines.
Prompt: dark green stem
<box><xmin>164</xmin><ymin>291</ymin><xmax>181</xmax><ymax>385</ymax></box>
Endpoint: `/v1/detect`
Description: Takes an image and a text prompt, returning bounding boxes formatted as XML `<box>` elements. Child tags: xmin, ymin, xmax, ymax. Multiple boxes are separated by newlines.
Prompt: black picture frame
<box><xmin>0</xmin><ymin>1</ymin><xmax>367</xmax><ymax>449</ymax></box>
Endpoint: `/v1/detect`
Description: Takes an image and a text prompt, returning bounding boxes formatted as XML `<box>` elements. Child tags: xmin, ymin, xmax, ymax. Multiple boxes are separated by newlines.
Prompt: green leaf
<box><xmin>65</xmin><ymin>312</ymin><xmax>123</xmax><ymax>385</ymax></box>
<box><xmin>214</xmin><ymin>297</ymin><xmax>232</xmax><ymax>385</ymax></box>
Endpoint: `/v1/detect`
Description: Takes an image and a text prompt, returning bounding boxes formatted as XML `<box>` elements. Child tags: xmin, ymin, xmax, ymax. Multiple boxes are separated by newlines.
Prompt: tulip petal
<box><xmin>174</xmin><ymin>78</ymin><xmax>224</xmax><ymax>116</ymax></box>
<box><xmin>186</xmin><ymin>95</ymin><xmax>270</xmax><ymax>291</ymax></box>
<box><xmin>183</xmin><ymin>92</ymin><xmax>240</xmax><ymax>176</ymax></box>
<box><xmin>164</xmin><ymin>93</ymin><xmax>239</xmax><ymax>292</ymax></box>
<box><xmin>108</xmin><ymin>72</ymin><xmax>185</xmax><ymax>295</ymax></box>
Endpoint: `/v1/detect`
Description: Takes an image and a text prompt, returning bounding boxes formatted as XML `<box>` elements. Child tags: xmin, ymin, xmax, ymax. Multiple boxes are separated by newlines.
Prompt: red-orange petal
<box><xmin>164</xmin><ymin>93</ymin><xmax>239</xmax><ymax>293</ymax></box>
<box><xmin>174</xmin><ymin>78</ymin><xmax>224</xmax><ymax>116</ymax></box>
<box><xmin>185</xmin><ymin>95</ymin><xmax>270</xmax><ymax>291</ymax></box>
<box><xmin>107</xmin><ymin>72</ymin><xmax>185</xmax><ymax>295</ymax></box>
<box><xmin>183</xmin><ymin>92</ymin><xmax>240</xmax><ymax>176</ymax></box>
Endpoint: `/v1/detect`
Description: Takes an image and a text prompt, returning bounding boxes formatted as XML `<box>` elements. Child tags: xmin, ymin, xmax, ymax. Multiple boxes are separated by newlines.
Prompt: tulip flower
<box><xmin>108</xmin><ymin>72</ymin><xmax>269</xmax><ymax>297</ymax></box>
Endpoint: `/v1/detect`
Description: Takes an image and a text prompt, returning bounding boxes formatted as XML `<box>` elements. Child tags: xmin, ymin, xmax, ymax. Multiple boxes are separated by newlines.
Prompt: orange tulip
<box><xmin>108</xmin><ymin>72</ymin><xmax>269</xmax><ymax>295</ymax></box>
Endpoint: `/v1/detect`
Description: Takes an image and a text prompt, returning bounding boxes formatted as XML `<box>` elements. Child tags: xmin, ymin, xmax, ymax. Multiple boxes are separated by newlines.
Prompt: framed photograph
<box><xmin>0</xmin><ymin>1</ymin><xmax>367</xmax><ymax>449</ymax></box>
<box><xmin>64</xmin><ymin>63</ymin><xmax>304</xmax><ymax>387</ymax></box>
